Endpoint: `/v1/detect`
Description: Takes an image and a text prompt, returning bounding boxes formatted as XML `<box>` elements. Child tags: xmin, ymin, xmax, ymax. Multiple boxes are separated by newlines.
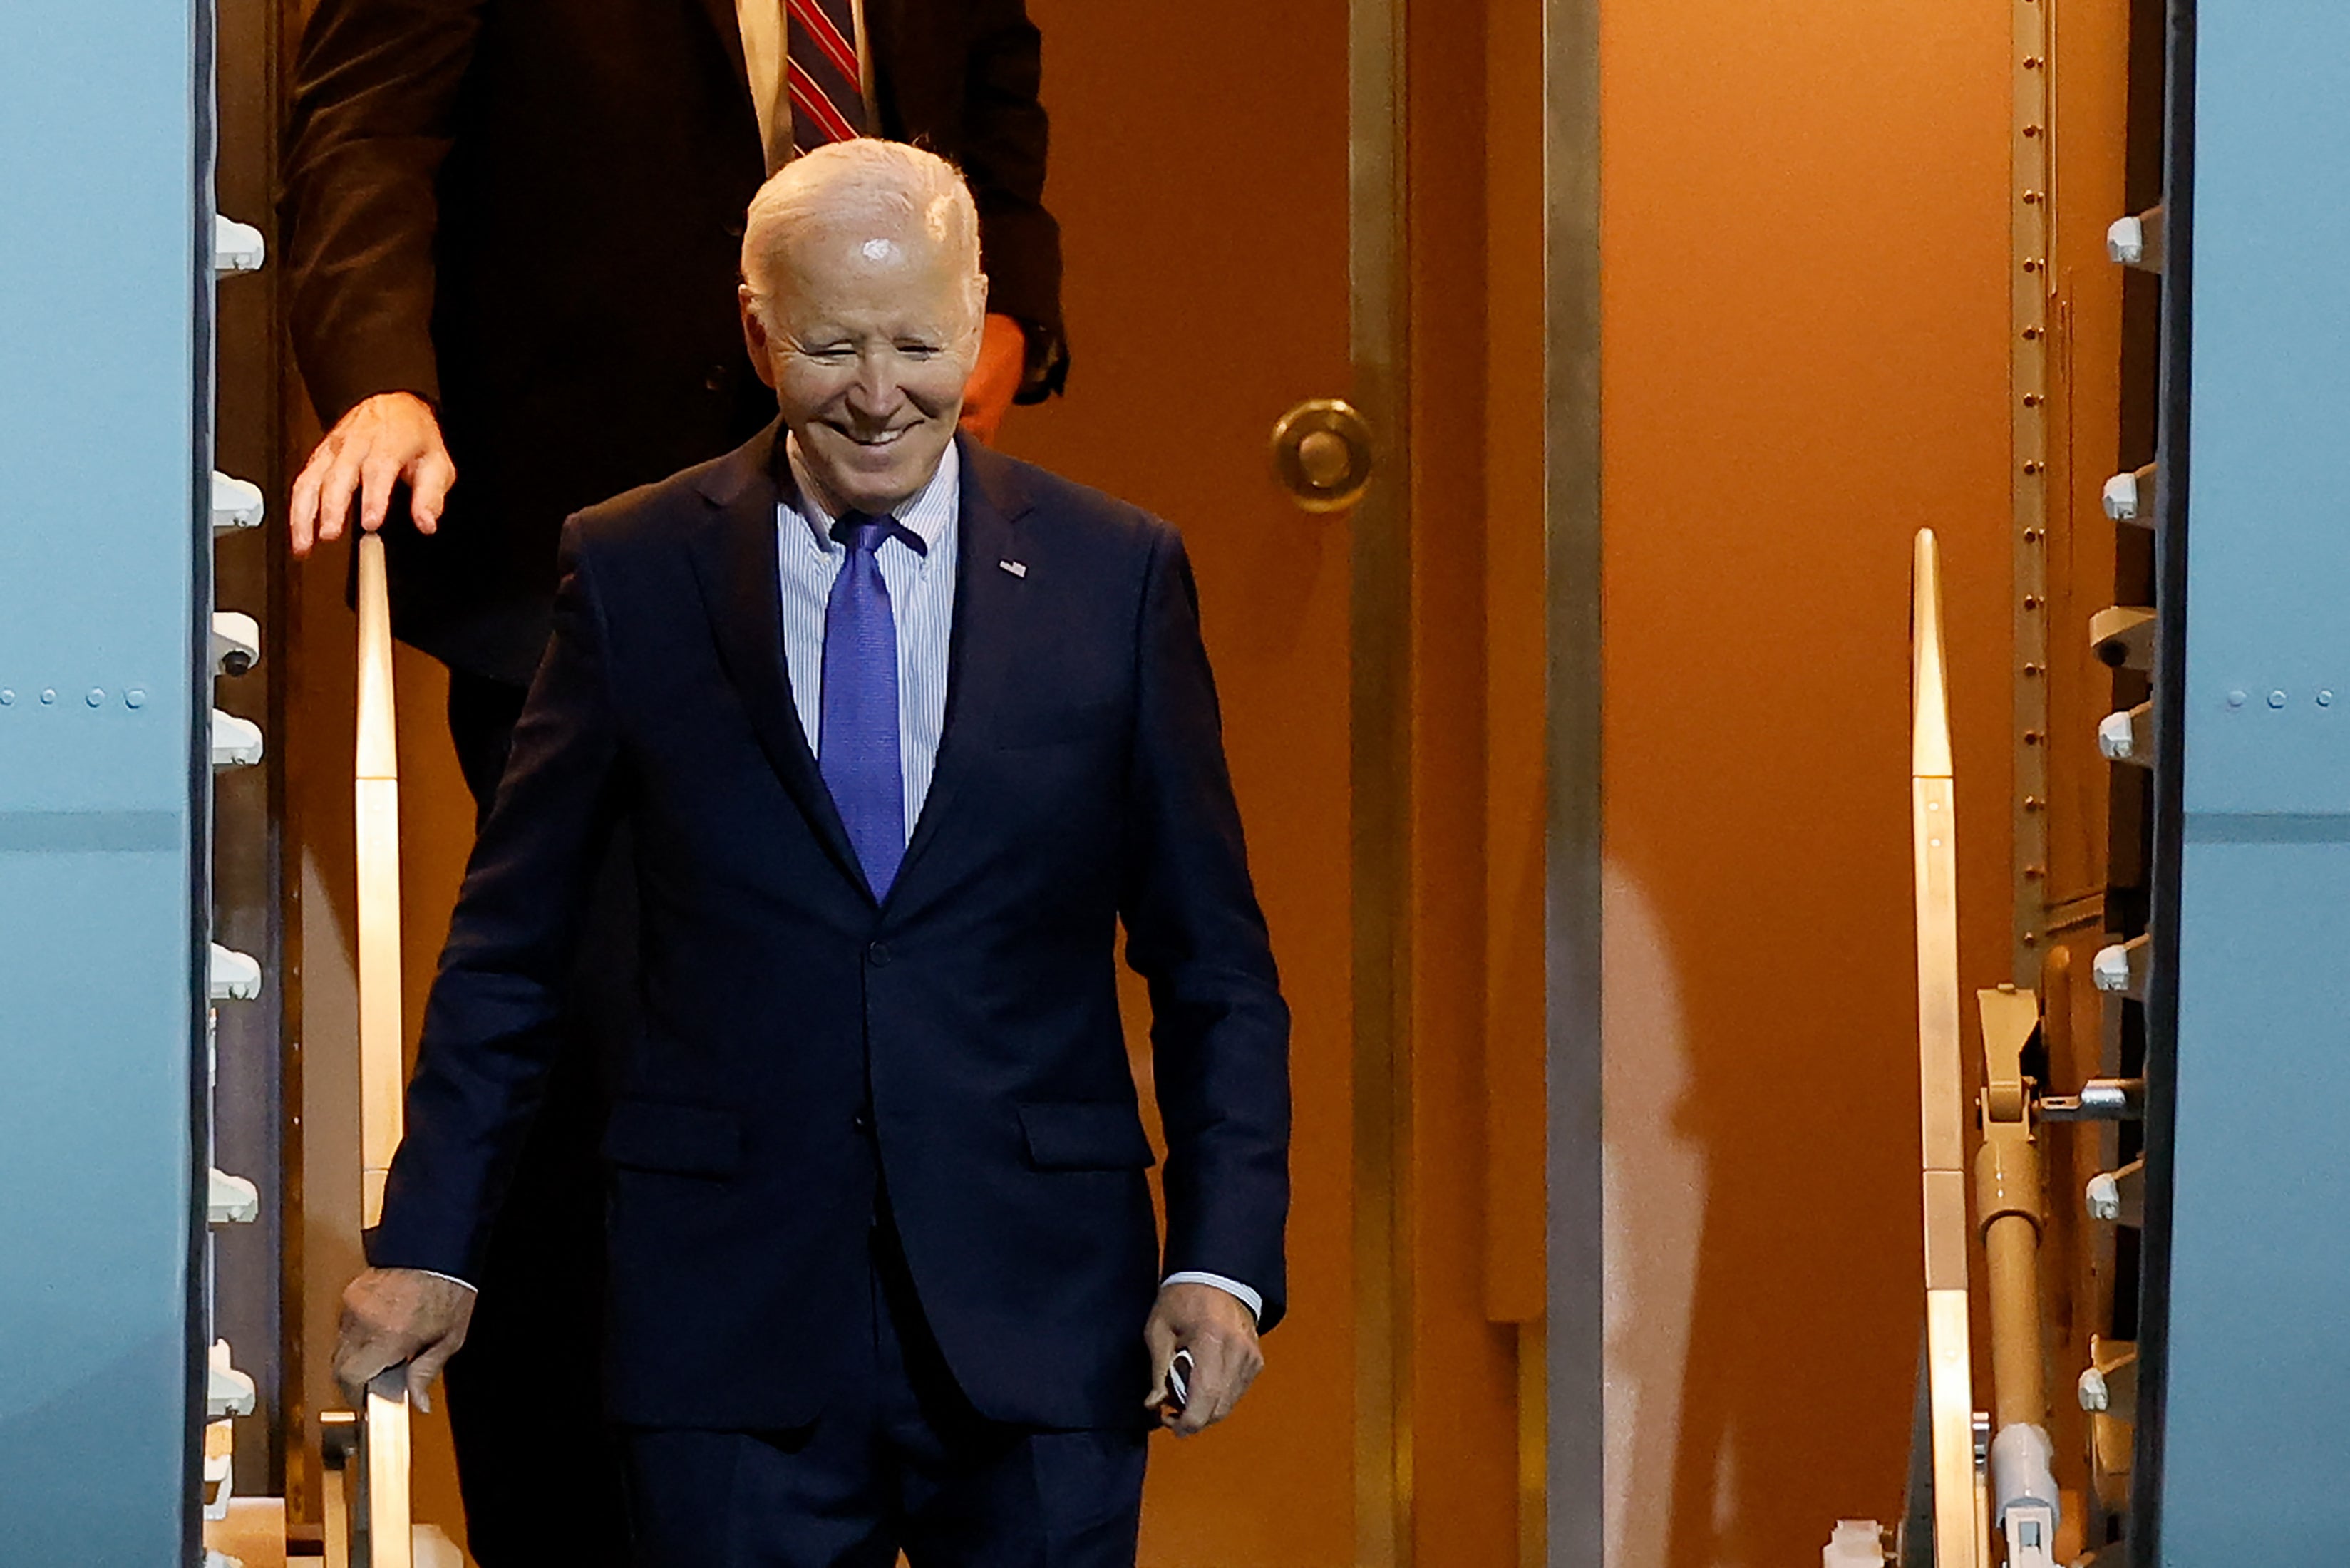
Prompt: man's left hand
<box><xmin>1143</xmin><ymin>1281</ymin><xmax>1263</xmax><ymax>1436</ymax></box>
<box><xmin>959</xmin><ymin>314</ymin><xmax>1028</xmax><ymax>445</ymax></box>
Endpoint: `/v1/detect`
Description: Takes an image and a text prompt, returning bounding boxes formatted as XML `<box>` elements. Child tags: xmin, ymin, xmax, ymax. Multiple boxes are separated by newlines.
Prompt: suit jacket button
<box><xmin>704</xmin><ymin>363</ymin><xmax>729</xmax><ymax>391</ymax></box>
<box><xmin>851</xmin><ymin>1110</ymin><xmax>872</xmax><ymax>1133</ymax></box>
<box><xmin>867</xmin><ymin>942</ymin><xmax>892</xmax><ymax>967</ymax></box>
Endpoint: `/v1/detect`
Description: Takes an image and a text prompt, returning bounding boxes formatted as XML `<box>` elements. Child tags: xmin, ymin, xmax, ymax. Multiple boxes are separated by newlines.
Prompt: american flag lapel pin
<box><xmin>999</xmin><ymin>559</ymin><xmax>1028</xmax><ymax>578</ymax></box>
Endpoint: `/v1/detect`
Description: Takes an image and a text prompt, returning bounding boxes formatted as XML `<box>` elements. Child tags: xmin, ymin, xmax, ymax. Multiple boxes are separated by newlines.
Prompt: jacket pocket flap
<box><xmin>1018</xmin><ymin>1102</ymin><xmax>1158</xmax><ymax>1170</ymax></box>
<box><xmin>602</xmin><ymin>1100</ymin><xmax>743</xmax><ymax>1178</ymax></box>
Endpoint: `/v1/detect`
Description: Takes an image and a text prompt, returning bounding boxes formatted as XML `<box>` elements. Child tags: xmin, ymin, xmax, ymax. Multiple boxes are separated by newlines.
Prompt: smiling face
<box><xmin>741</xmin><ymin>212</ymin><xmax>980</xmax><ymax>517</ymax></box>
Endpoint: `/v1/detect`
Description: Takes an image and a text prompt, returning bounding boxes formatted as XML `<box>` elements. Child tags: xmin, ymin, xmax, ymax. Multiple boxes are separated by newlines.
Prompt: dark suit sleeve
<box><xmin>1119</xmin><ymin>525</ymin><xmax>1292</xmax><ymax>1330</ymax></box>
<box><xmin>279</xmin><ymin>0</ymin><xmax>486</xmax><ymax>425</ymax></box>
<box><xmin>369</xmin><ymin>521</ymin><xmax>624</xmax><ymax>1280</ymax></box>
<box><xmin>956</xmin><ymin>0</ymin><xmax>1068</xmax><ymax>398</ymax></box>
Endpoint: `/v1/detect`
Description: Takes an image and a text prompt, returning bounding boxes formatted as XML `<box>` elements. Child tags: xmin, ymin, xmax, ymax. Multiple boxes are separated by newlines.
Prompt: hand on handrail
<box><xmin>289</xmin><ymin>391</ymin><xmax>455</xmax><ymax>557</ymax></box>
<box><xmin>334</xmin><ymin>1267</ymin><xmax>476</xmax><ymax>1413</ymax></box>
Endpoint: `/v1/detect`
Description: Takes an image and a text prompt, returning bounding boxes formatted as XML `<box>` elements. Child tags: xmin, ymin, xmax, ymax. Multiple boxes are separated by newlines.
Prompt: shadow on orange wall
<box><xmin>1599</xmin><ymin>0</ymin><xmax>2018</xmax><ymax>1560</ymax></box>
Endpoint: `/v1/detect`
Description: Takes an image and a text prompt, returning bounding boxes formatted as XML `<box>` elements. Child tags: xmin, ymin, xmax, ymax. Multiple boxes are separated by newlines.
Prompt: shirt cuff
<box><xmin>1162</xmin><ymin>1271</ymin><xmax>1262</xmax><ymax>1323</ymax></box>
<box><xmin>414</xmin><ymin>1269</ymin><xmax>478</xmax><ymax>1294</ymax></box>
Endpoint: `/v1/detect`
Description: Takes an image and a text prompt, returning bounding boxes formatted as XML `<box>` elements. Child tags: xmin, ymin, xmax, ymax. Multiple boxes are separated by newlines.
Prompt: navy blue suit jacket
<box><xmin>370</xmin><ymin>426</ymin><xmax>1291</xmax><ymax>1432</ymax></box>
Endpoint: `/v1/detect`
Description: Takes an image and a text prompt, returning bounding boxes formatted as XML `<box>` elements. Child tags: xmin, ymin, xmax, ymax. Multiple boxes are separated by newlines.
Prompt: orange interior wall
<box><xmin>1597</xmin><ymin>1</ymin><xmax>2019</xmax><ymax>1560</ymax></box>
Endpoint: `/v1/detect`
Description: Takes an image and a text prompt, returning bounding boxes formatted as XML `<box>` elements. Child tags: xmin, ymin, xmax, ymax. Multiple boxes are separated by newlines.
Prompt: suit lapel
<box><xmin>685</xmin><ymin>422</ymin><xmax>873</xmax><ymax>901</ymax></box>
<box><xmin>888</xmin><ymin>436</ymin><xmax>1031</xmax><ymax>907</ymax></box>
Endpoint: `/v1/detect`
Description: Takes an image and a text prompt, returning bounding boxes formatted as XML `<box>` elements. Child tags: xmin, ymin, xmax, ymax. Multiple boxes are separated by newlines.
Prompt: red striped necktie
<box><xmin>787</xmin><ymin>0</ymin><xmax>867</xmax><ymax>153</ymax></box>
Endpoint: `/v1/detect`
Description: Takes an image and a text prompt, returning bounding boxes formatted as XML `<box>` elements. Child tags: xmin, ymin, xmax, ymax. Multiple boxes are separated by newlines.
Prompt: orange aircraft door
<box><xmin>1004</xmin><ymin>2</ymin><xmax>1366</xmax><ymax>1561</ymax></box>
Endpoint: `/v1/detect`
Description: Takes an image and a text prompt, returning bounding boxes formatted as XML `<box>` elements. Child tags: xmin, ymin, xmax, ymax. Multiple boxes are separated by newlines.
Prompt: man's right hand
<box><xmin>333</xmin><ymin>1267</ymin><xmax>476</xmax><ymax>1414</ymax></box>
<box><xmin>289</xmin><ymin>391</ymin><xmax>456</xmax><ymax>557</ymax></box>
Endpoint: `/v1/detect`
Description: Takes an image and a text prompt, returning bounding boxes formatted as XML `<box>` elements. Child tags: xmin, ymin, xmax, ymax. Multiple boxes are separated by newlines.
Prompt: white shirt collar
<box><xmin>781</xmin><ymin>432</ymin><xmax>961</xmax><ymax>554</ymax></box>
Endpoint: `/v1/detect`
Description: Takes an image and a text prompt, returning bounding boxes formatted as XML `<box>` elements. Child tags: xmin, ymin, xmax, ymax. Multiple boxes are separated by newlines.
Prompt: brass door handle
<box><xmin>1270</xmin><ymin>398</ymin><xmax>1374</xmax><ymax>512</ymax></box>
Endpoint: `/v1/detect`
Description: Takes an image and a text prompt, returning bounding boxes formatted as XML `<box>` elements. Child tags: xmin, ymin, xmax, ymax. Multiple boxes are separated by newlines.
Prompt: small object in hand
<box><xmin>1167</xmin><ymin>1348</ymin><xmax>1194</xmax><ymax>1414</ymax></box>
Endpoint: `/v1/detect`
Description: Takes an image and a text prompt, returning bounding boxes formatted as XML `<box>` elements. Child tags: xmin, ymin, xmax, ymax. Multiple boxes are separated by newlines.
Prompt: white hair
<box><xmin>741</xmin><ymin>139</ymin><xmax>987</xmax><ymax>339</ymax></box>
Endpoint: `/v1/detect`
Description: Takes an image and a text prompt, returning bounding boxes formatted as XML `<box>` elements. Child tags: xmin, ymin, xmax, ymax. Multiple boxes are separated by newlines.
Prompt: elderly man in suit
<box><xmin>280</xmin><ymin>4</ymin><xmax>1067</xmax><ymax>1554</ymax></box>
<box><xmin>334</xmin><ymin>140</ymin><xmax>1289</xmax><ymax>1567</ymax></box>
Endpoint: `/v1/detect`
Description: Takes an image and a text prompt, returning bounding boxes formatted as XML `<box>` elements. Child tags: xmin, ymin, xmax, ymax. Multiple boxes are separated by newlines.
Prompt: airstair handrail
<box><xmin>1910</xmin><ymin>529</ymin><xmax>1984</xmax><ymax>1567</ymax></box>
<box><xmin>328</xmin><ymin>532</ymin><xmax>415</xmax><ymax>1568</ymax></box>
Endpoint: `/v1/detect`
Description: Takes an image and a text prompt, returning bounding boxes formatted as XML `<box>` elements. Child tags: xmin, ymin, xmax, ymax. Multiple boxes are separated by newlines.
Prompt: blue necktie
<box><xmin>820</xmin><ymin>512</ymin><xmax>919</xmax><ymax>899</ymax></box>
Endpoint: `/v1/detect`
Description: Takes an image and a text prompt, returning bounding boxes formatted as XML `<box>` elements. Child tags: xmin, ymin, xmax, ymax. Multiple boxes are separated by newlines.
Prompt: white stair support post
<box><xmin>2092</xmin><ymin>935</ymin><xmax>2153</xmax><ymax>1002</ymax></box>
<box><xmin>2098</xmin><ymin>703</ymin><xmax>2155</xmax><ymax>766</ymax></box>
<box><xmin>1821</xmin><ymin>1520</ymin><xmax>1886</xmax><ymax>1567</ymax></box>
<box><xmin>211</xmin><ymin>709</ymin><xmax>264</xmax><ymax>770</ymax></box>
<box><xmin>2078</xmin><ymin>1338</ymin><xmax>2140</xmax><ymax>1420</ymax></box>
<box><xmin>210</xmin><ymin>471</ymin><xmax>265</xmax><ymax>533</ymax></box>
<box><xmin>206</xmin><ymin>1341</ymin><xmax>256</xmax><ymax>1419</ymax></box>
<box><xmin>2101</xmin><ymin>462</ymin><xmax>2159</xmax><ymax>523</ymax></box>
<box><xmin>207</xmin><ymin>1167</ymin><xmax>260</xmax><ymax>1227</ymax></box>
<box><xmin>211</xmin><ymin>612</ymin><xmax>260</xmax><ymax>677</ymax></box>
<box><xmin>212</xmin><ymin>214</ymin><xmax>266</xmax><ymax>275</ymax></box>
<box><xmin>207</xmin><ymin>944</ymin><xmax>261</xmax><ymax>1003</ymax></box>
<box><xmin>1990</xmin><ymin>1423</ymin><xmax>2061</xmax><ymax>1568</ymax></box>
<box><xmin>2106</xmin><ymin>205</ymin><xmax>2166</xmax><ymax>271</ymax></box>
<box><xmin>2087</xmin><ymin>1158</ymin><xmax>2146</xmax><ymax>1226</ymax></box>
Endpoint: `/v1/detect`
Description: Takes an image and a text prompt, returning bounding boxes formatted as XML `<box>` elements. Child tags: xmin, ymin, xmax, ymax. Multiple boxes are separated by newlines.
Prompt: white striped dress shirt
<box><xmin>778</xmin><ymin>435</ymin><xmax>960</xmax><ymax>842</ymax></box>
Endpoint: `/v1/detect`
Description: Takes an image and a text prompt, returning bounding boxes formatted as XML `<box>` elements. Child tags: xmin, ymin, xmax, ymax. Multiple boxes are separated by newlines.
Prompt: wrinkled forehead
<box><xmin>764</xmin><ymin>191</ymin><xmax>970</xmax><ymax>274</ymax></box>
<box><xmin>775</xmin><ymin>203</ymin><xmax>919</xmax><ymax>264</ymax></box>
<box><xmin>763</xmin><ymin>211</ymin><xmax>974</xmax><ymax>324</ymax></box>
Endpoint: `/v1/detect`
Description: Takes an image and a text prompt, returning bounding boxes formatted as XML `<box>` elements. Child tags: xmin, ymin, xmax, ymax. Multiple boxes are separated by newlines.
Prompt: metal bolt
<box><xmin>2023</xmin><ymin>595</ymin><xmax>2043</xmax><ymax>609</ymax></box>
<box><xmin>2024</xmin><ymin>662</ymin><xmax>2045</xmax><ymax>676</ymax></box>
<box><xmin>2024</xmin><ymin>461</ymin><xmax>2045</xmax><ymax>475</ymax></box>
<box><xmin>2321</xmin><ymin>691</ymin><xmax>2336</xmax><ymax>708</ymax></box>
<box><xmin>125</xmin><ymin>688</ymin><xmax>146</xmax><ymax>710</ymax></box>
<box><xmin>85</xmin><ymin>688</ymin><xmax>103</xmax><ymax>708</ymax></box>
<box><xmin>2227</xmin><ymin>691</ymin><xmax>2247</xmax><ymax>708</ymax></box>
<box><xmin>2269</xmin><ymin>690</ymin><xmax>2288</xmax><ymax>709</ymax></box>
<box><xmin>2024</xmin><ymin>393</ymin><xmax>2044</xmax><ymax>407</ymax></box>
<box><xmin>2023</xmin><ymin>932</ymin><xmax>2041</xmax><ymax>947</ymax></box>
<box><xmin>0</xmin><ymin>690</ymin><xmax>11</xmax><ymax>706</ymax></box>
<box><xmin>2025</xmin><ymin>125</ymin><xmax>2044</xmax><ymax>137</ymax></box>
<box><xmin>2025</xmin><ymin>865</ymin><xmax>2047</xmax><ymax>880</ymax></box>
<box><xmin>2024</xmin><ymin>527</ymin><xmax>2044</xmax><ymax>541</ymax></box>
<box><xmin>39</xmin><ymin>689</ymin><xmax>56</xmax><ymax>706</ymax></box>
<box><xmin>2024</xmin><ymin>795</ymin><xmax>2045</xmax><ymax>811</ymax></box>
<box><xmin>2024</xmin><ymin>56</ymin><xmax>2044</xmax><ymax>68</ymax></box>
<box><xmin>2024</xmin><ymin>258</ymin><xmax>2043</xmax><ymax>272</ymax></box>
<box><xmin>2024</xmin><ymin>190</ymin><xmax>2045</xmax><ymax>205</ymax></box>
<box><xmin>2024</xmin><ymin>730</ymin><xmax>2044</xmax><ymax>745</ymax></box>
<box><xmin>2023</xmin><ymin>326</ymin><xmax>2044</xmax><ymax>341</ymax></box>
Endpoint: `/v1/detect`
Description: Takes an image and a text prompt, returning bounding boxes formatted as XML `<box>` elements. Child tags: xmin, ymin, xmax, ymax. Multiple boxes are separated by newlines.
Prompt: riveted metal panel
<box><xmin>2141</xmin><ymin>0</ymin><xmax>2350</xmax><ymax>1559</ymax></box>
<box><xmin>0</xmin><ymin>0</ymin><xmax>211</xmax><ymax>1557</ymax></box>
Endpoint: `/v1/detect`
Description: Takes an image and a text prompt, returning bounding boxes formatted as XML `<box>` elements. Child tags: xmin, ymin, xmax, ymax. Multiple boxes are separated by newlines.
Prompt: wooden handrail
<box><xmin>347</xmin><ymin>532</ymin><xmax>414</xmax><ymax>1568</ymax></box>
<box><xmin>1910</xmin><ymin>529</ymin><xmax>1984</xmax><ymax>1566</ymax></box>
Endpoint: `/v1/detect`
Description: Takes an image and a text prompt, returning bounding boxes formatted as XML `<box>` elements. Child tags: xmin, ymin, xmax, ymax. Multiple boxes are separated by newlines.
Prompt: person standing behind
<box><xmin>279</xmin><ymin>4</ymin><xmax>1065</xmax><ymax>1562</ymax></box>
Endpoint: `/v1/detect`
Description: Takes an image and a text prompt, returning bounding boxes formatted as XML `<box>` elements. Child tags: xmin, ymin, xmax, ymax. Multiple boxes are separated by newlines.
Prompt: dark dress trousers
<box><xmin>370</xmin><ymin>429</ymin><xmax>1289</xmax><ymax>1548</ymax></box>
<box><xmin>282</xmin><ymin>0</ymin><xmax>1066</xmax><ymax>687</ymax></box>
<box><xmin>622</xmin><ymin>1215</ymin><xmax>1150</xmax><ymax>1567</ymax></box>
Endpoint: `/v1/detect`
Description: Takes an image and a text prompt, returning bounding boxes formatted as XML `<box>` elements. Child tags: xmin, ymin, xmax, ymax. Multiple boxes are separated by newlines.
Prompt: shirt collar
<box><xmin>781</xmin><ymin>433</ymin><xmax>961</xmax><ymax>555</ymax></box>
